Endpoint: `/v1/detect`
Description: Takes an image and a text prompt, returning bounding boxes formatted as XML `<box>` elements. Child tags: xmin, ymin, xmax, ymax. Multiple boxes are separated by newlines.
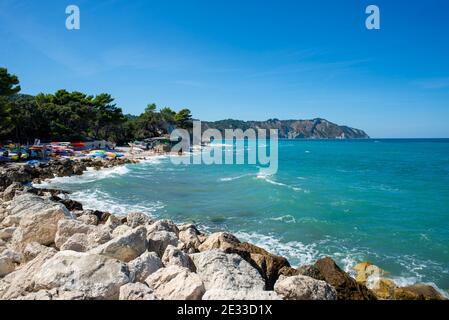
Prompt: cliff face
<box><xmin>202</xmin><ymin>118</ymin><xmax>369</xmax><ymax>139</ymax></box>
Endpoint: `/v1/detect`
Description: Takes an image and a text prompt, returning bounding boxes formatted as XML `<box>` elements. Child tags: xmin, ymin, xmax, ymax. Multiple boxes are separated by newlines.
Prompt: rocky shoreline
<box><xmin>0</xmin><ymin>159</ymin><xmax>446</xmax><ymax>300</ymax></box>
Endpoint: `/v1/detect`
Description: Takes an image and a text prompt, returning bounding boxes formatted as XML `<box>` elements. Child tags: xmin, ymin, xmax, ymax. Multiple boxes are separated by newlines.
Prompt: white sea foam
<box><xmin>256</xmin><ymin>172</ymin><xmax>306</xmax><ymax>192</ymax></box>
<box><xmin>269</xmin><ymin>215</ymin><xmax>297</xmax><ymax>224</ymax></box>
<box><xmin>34</xmin><ymin>165</ymin><xmax>131</xmax><ymax>187</ymax></box>
<box><xmin>209</xmin><ymin>143</ymin><xmax>233</xmax><ymax>147</ymax></box>
<box><xmin>219</xmin><ymin>173</ymin><xmax>254</xmax><ymax>182</ymax></box>
<box><xmin>233</xmin><ymin>231</ymin><xmax>319</xmax><ymax>266</ymax></box>
<box><xmin>68</xmin><ymin>188</ymin><xmax>164</xmax><ymax>216</ymax></box>
<box><xmin>139</xmin><ymin>155</ymin><xmax>168</xmax><ymax>165</ymax></box>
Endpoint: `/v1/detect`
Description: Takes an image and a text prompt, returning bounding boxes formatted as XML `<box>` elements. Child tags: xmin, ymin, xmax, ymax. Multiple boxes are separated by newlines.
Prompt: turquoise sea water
<box><xmin>37</xmin><ymin>139</ymin><xmax>449</xmax><ymax>293</ymax></box>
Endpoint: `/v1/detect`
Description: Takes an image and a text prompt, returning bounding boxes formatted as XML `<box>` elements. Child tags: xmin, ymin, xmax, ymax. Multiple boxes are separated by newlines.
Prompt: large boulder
<box><xmin>128</xmin><ymin>251</ymin><xmax>163</xmax><ymax>283</ymax></box>
<box><xmin>145</xmin><ymin>265</ymin><xmax>205</xmax><ymax>300</ymax></box>
<box><xmin>22</xmin><ymin>242</ymin><xmax>57</xmax><ymax>263</ymax></box>
<box><xmin>198</xmin><ymin>232</ymin><xmax>240</xmax><ymax>252</ymax></box>
<box><xmin>90</xmin><ymin>226</ymin><xmax>148</xmax><ymax>262</ymax></box>
<box><xmin>394</xmin><ymin>284</ymin><xmax>446</xmax><ymax>300</ymax></box>
<box><xmin>55</xmin><ymin>219</ymin><xmax>94</xmax><ymax>249</ymax></box>
<box><xmin>224</xmin><ymin>242</ymin><xmax>290</xmax><ymax>290</ymax></box>
<box><xmin>3</xmin><ymin>182</ymin><xmax>22</xmax><ymax>201</ymax></box>
<box><xmin>105</xmin><ymin>214</ymin><xmax>123</xmax><ymax>230</ymax></box>
<box><xmin>86</xmin><ymin>225</ymin><xmax>112</xmax><ymax>246</ymax></box>
<box><xmin>33</xmin><ymin>251</ymin><xmax>130</xmax><ymax>300</ymax></box>
<box><xmin>147</xmin><ymin>220</ymin><xmax>179</xmax><ymax>236</ymax></box>
<box><xmin>60</xmin><ymin>233</ymin><xmax>89</xmax><ymax>252</ymax></box>
<box><xmin>274</xmin><ymin>275</ymin><xmax>337</xmax><ymax>300</ymax></box>
<box><xmin>178</xmin><ymin>224</ymin><xmax>204</xmax><ymax>252</ymax></box>
<box><xmin>313</xmin><ymin>257</ymin><xmax>376</xmax><ymax>300</ymax></box>
<box><xmin>9</xmin><ymin>195</ymin><xmax>72</xmax><ymax>250</ymax></box>
<box><xmin>127</xmin><ymin>212</ymin><xmax>152</xmax><ymax>228</ymax></box>
<box><xmin>367</xmin><ymin>277</ymin><xmax>397</xmax><ymax>300</ymax></box>
<box><xmin>112</xmin><ymin>225</ymin><xmax>132</xmax><ymax>238</ymax></box>
<box><xmin>147</xmin><ymin>230</ymin><xmax>179</xmax><ymax>257</ymax></box>
<box><xmin>119</xmin><ymin>283</ymin><xmax>157</xmax><ymax>300</ymax></box>
<box><xmin>77</xmin><ymin>214</ymin><xmax>98</xmax><ymax>226</ymax></box>
<box><xmin>0</xmin><ymin>249</ymin><xmax>57</xmax><ymax>299</ymax></box>
<box><xmin>202</xmin><ymin>289</ymin><xmax>281</xmax><ymax>300</ymax></box>
<box><xmin>279</xmin><ymin>265</ymin><xmax>326</xmax><ymax>281</ymax></box>
<box><xmin>7</xmin><ymin>193</ymin><xmax>71</xmax><ymax>223</ymax></box>
<box><xmin>296</xmin><ymin>265</ymin><xmax>326</xmax><ymax>281</ymax></box>
<box><xmin>0</xmin><ymin>255</ymin><xmax>15</xmax><ymax>277</ymax></box>
<box><xmin>197</xmin><ymin>232</ymin><xmax>289</xmax><ymax>289</ymax></box>
<box><xmin>190</xmin><ymin>250</ymin><xmax>265</xmax><ymax>291</ymax></box>
<box><xmin>162</xmin><ymin>244</ymin><xmax>196</xmax><ymax>272</ymax></box>
<box><xmin>353</xmin><ymin>261</ymin><xmax>385</xmax><ymax>284</ymax></box>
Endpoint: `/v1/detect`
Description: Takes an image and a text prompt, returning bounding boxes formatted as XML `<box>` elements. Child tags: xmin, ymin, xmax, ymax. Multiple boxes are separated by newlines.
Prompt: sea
<box><xmin>35</xmin><ymin>139</ymin><xmax>449</xmax><ymax>294</ymax></box>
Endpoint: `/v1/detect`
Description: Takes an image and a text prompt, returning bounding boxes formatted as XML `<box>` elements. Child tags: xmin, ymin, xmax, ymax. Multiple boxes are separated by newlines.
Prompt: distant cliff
<box><xmin>202</xmin><ymin>118</ymin><xmax>369</xmax><ymax>139</ymax></box>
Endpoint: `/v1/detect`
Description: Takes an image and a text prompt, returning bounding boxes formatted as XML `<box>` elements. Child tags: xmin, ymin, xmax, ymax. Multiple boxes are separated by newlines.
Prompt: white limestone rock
<box><xmin>128</xmin><ymin>251</ymin><xmax>163</xmax><ymax>283</ymax></box>
<box><xmin>274</xmin><ymin>275</ymin><xmax>337</xmax><ymax>300</ymax></box>
<box><xmin>190</xmin><ymin>250</ymin><xmax>265</xmax><ymax>291</ymax></box>
<box><xmin>145</xmin><ymin>265</ymin><xmax>205</xmax><ymax>300</ymax></box>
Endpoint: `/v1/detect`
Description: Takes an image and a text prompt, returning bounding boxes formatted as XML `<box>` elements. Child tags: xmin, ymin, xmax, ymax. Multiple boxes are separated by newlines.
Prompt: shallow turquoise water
<box><xmin>38</xmin><ymin>139</ymin><xmax>449</xmax><ymax>292</ymax></box>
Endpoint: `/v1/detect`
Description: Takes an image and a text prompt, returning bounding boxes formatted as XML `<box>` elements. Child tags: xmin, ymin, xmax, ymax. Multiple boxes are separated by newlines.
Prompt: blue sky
<box><xmin>1</xmin><ymin>0</ymin><xmax>449</xmax><ymax>138</ymax></box>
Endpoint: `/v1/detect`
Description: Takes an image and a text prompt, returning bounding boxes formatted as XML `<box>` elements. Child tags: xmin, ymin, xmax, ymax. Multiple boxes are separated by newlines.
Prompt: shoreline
<box><xmin>0</xmin><ymin>157</ymin><xmax>447</xmax><ymax>300</ymax></box>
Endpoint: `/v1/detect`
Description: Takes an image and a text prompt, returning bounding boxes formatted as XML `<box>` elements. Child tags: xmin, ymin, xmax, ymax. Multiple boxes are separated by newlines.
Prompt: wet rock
<box><xmin>313</xmin><ymin>257</ymin><xmax>377</xmax><ymax>300</ymax></box>
<box><xmin>224</xmin><ymin>242</ymin><xmax>290</xmax><ymax>290</ymax></box>
<box><xmin>145</xmin><ymin>265</ymin><xmax>205</xmax><ymax>300</ymax></box>
<box><xmin>88</xmin><ymin>210</ymin><xmax>111</xmax><ymax>224</ymax></box>
<box><xmin>367</xmin><ymin>278</ymin><xmax>397</xmax><ymax>300</ymax></box>
<box><xmin>297</xmin><ymin>265</ymin><xmax>326</xmax><ymax>281</ymax></box>
<box><xmin>353</xmin><ymin>262</ymin><xmax>385</xmax><ymax>284</ymax></box>
<box><xmin>394</xmin><ymin>284</ymin><xmax>446</xmax><ymax>300</ymax></box>
<box><xmin>50</xmin><ymin>196</ymin><xmax>83</xmax><ymax>211</ymax></box>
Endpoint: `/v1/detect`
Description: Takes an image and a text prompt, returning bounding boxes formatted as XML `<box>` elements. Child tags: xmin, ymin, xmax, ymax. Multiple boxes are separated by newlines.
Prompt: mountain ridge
<box><xmin>201</xmin><ymin>118</ymin><xmax>369</xmax><ymax>139</ymax></box>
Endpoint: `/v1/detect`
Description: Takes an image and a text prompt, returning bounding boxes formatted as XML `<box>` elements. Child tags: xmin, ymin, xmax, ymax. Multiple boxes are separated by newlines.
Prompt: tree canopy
<box><xmin>0</xmin><ymin>67</ymin><xmax>194</xmax><ymax>144</ymax></box>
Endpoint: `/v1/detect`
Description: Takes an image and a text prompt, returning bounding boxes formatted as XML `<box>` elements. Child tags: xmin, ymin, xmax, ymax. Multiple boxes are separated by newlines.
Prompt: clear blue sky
<box><xmin>1</xmin><ymin>0</ymin><xmax>449</xmax><ymax>138</ymax></box>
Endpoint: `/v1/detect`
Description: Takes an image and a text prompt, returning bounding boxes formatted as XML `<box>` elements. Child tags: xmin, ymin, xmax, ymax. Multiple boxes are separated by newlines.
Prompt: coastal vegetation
<box><xmin>1</xmin><ymin>67</ymin><xmax>369</xmax><ymax>145</ymax></box>
<box><xmin>0</xmin><ymin>67</ymin><xmax>192</xmax><ymax>145</ymax></box>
